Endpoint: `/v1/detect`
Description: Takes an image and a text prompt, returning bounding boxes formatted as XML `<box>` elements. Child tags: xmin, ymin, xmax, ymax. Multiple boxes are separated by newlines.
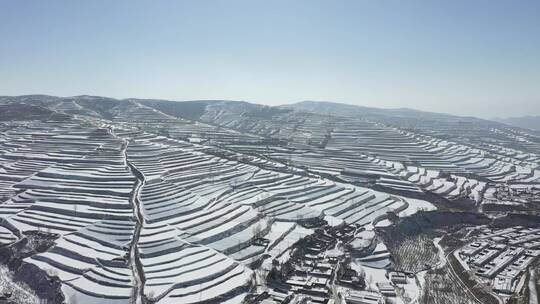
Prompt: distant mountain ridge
<box><xmin>494</xmin><ymin>116</ymin><xmax>540</xmax><ymax>131</ymax></box>
<box><xmin>284</xmin><ymin>100</ymin><xmax>453</xmax><ymax>119</ymax></box>
<box><xmin>0</xmin><ymin>94</ymin><xmax>511</xmax><ymax>129</ymax></box>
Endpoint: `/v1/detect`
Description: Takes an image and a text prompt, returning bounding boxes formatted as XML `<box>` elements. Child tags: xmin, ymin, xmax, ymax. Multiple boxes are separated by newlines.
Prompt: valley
<box><xmin>0</xmin><ymin>95</ymin><xmax>539</xmax><ymax>304</ymax></box>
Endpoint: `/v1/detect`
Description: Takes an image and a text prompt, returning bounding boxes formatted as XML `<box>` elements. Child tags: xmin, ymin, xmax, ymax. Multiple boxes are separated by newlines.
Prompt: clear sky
<box><xmin>1</xmin><ymin>0</ymin><xmax>539</xmax><ymax>118</ymax></box>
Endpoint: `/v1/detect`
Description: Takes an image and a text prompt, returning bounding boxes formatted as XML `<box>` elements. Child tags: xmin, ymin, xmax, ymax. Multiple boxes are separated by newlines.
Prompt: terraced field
<box><xmin>1</xmin><ymin>96</ymin><xmax>539</xmax><ymax>304</ymax></box>
<box><xmin>203</xmin><ymin>106</ymin><xmax>540</xmax><ymax>209</ymax></box>
<box><xmin>0</xmin><ymin>120</ymin><xmax>415</xmax><ymax>303</ymax></box>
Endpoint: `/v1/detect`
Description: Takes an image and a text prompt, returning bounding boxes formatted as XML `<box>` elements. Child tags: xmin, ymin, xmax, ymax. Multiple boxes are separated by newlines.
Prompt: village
<box><xmin>246</xmin><ymin>219</ymin><xmax>413</xmax><ymax>304</ymax></box>
<box><xmin>457</xmin><ymin>226</ymin><xmax>540</xmax><ymax>301</ymax></box>
<box><xmin>484</xmin><ymin>184</ymin><xmax>540</xmax><ymax>207</ymax></box>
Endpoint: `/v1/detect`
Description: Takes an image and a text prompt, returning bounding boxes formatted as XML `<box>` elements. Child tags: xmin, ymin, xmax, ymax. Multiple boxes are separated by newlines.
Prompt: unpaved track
<box><xmin>530</xmin><ymin>269</ymin><xmax>538</xmax><ymax>304</ymax></box>
<box><xmin>125</xmin><ymin>143</ymin><xmax>147</xmax><ymax>304</ymax></box>
<box><xmin>112</xmin><ymin>128</ymin><xmax>147</xmax><ymax>304</ymax></box>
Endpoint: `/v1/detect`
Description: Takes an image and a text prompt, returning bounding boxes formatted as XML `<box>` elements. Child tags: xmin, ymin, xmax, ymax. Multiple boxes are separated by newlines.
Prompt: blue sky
<box><xmin>1</xmin><ymin>0</ymin><xmax>539</xmax><ymax>118</ymax></box>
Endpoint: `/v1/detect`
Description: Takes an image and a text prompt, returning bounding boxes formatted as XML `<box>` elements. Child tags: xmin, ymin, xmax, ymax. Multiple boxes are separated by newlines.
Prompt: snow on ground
<box><xmin>397</xmin><ymin>197</ymin><xmax>437</xmax><ymax>217</ymax></box>
<box><xmin>324</xmin><ymin>215</ymin><xmax>344</xmax><ymax>227</ymax></box>
<box><xmin>351</xmin><ymin>261</ymin><xmax>387</xmax><ymax>289</ymax></box>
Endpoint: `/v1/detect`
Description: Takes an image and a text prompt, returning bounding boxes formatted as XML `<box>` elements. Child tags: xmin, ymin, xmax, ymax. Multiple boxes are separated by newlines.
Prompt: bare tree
<box><xmin>252</xmin><ymin>223</ymin><xmax>262</xmax><ymax>239</ymax></box>
<box><xmin>366</xmin><ymin>274</ymin><xmax>373</xmax><ymax>292</ymax></box>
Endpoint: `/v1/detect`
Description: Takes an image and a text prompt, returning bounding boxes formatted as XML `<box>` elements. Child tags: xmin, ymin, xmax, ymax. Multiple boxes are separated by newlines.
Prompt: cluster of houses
<box><xmin>458</xmin><ymin>226</ymin><xmax>540</xmax><ymax>296</ymax></box>
<box><xmin>251</xmin><ymin>224</ymin><xmax>365</xmax><ymax>303</ymax></box>
<box><xmin>486</xmin><ymin>184</ymin><xmax>540</xmax><ymax>205</ymax></box>
<box><xmin>337</xmin><ymin>270</ymin><xmax>408</xmax><ymax>304</ymax></box>
<box><xmin>248</xmin><ymin>222</ymin><xmax>413</xmax><ymax>304</ymax></box>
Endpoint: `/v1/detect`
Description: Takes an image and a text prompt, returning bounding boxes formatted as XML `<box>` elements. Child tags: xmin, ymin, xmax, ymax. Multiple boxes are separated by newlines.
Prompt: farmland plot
<box><xmin>387</xmin><ymin>233</ymin><xmax>441</xmax><ymax>274</ymax></box>
<box><xmin>0</xmin><ymin>122</ymin><xmax>142</xmax><ymax>303</ymax></box>
<box><xmin>419</xmin><ymin>265</ymin><xmax>481</xmax><ymax>304</ymax></box>
<box><xmin>5</xmin><ymin>97</ymin><xmax>538</xmax><ymax>304</ymax></box>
